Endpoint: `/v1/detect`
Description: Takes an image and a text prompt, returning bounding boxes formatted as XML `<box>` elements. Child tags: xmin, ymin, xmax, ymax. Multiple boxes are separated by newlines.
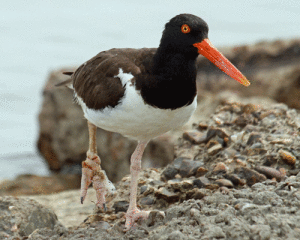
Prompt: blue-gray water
<box><xmin>1</xmin><ymin>0</ymin><xmax>300</xmax><ymax>180</ymax></box>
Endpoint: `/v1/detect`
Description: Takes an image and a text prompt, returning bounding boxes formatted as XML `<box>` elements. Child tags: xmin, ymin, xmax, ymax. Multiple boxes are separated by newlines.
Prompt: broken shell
<box><xmin>215</xmin><ymin>179</ymin><xmax>234</xmax><ymax>188</ymax></box>
<box><xmin>278</xmin><ymin>149</ymin><xmax>296</xmax><ymax>165</ymax></box>
<box><xmin>254</xmin><ymin>166</ymin><xmax>286</xmax><ymax>181</ymax></box>
<box><xmin>270</xmin><ymin>139</ymin><xmax>293</xmax><ymax>145</ymax></box>
<box><xmin>207</xmin><ymin>144</ymin><xmax>223</xmax><ymax>155</ymax></box>
<box><xmin>183</xmin><ymin>130</ymin><xmax>206</xmax><ymax>144</ymax></box>
<box><xmin>212</xmin><ymin>162</ymin><xmax>228</xmax><ymax>174</ymax></box>
<box><xmin>195</xmin><ymin>167</ymin><xmax>209</xmax><ymax>177</ymax></box>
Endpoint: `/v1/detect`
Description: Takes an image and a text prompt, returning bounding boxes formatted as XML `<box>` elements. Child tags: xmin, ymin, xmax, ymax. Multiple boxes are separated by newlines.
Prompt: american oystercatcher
<box><xmin>58</xmin><ymin>13</ymin><xmax>250</xmax><ymax>231</ymax></box>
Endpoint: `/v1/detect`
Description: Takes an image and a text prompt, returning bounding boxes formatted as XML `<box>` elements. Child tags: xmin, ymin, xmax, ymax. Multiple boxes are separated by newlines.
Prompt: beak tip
<box><xmin>240</xmin><ymin>77</ymin><xmax>250</xmax><ymax>87</ymax></box>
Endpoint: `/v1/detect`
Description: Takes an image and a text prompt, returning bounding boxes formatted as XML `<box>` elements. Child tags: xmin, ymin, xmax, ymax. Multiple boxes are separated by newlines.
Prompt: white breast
<box><xmin>76</xmin><ymin>68</ymin><xmax>197</xmax><ymax>141</ymax></box>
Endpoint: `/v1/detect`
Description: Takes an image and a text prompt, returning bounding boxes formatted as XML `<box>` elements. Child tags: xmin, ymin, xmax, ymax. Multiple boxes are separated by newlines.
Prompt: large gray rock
<box><xmin>37</xmin><ymin>69</ymin><xmax>174</xmax><ymax>182</ymax></box>
<box><xmin>0</xmin><ymin>196</ymin><xmax>65</xmax><ymax>238</ymax></box>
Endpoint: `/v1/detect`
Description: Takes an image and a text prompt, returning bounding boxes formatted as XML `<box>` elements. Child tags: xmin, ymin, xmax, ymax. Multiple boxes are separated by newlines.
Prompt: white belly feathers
<box><xmin>76</xmin><ymin>68</ymin><xmax>197</xmax><ymax>141</ymax></box>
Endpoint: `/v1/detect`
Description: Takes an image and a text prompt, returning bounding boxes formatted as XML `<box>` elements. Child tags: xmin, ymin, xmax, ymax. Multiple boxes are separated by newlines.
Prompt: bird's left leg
<box><xmin>124</xmin><ymin>141</ymin><xmax>150</xmax><ymax>231</ymax></box>
<box><xmin>80</xmin><ymin>121</ymin><xmax>115</xmax><ymax>211</ymax></box>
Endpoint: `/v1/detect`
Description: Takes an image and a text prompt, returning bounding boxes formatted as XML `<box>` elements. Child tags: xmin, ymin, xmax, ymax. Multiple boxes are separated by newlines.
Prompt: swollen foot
<box><xmin>124</xmin><ymin>208</ymin><xmax>150</xmax><ymax>232</ymax></box>
<box><xmin>80</xmin><ymin>154</ymin><xmax>115</xmax><ymax>210</ymax></box>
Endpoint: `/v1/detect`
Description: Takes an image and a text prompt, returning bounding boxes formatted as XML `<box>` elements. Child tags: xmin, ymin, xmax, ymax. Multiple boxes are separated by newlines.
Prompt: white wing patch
<box><xmin>114</xmin><ymin>68</ymin><xmax>133</xmax><ymax>86</ymax></box>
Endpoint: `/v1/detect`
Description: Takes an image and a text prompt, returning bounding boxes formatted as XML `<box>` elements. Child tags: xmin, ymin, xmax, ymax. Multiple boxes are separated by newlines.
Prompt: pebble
<box><xmin>224</xmin><ymin>173</ymin><xmax>246</xmax><ymax>186</ymax></box>
<box><xmin>234</xmin><ymin>167</ymin><xmax>267</xmax><ymax>186</ymax></box>
<box><xmin>193</xmin><ymin>178</ymin><xmax>205</xmax><ymax>188</ymax></box>
<box><xmin>187</xmin><ymin>189</ymin><xmax>209</xmax><ymax>200</ymax></box>
<box><xmin>140</xmin><ymin>185</ymin><xmax>148</xmax><ymax>194</ymax></box>
<box><xmin>212</xmin><ymin>162</ymin><xmax>228</xmax><ymax>174</ymax></box>
<box><xmin>140</xmin><ymin>197</ymin><xmax>155</xmax><ymax>206</ymax></box>
<box><xmin>215</xmin><ymin>179</ymin><xmax>234</xmax><ymax>188</ymax></box>
<box><xmin>166</xmin><ymin>230</ymin><xmax>186</xmax><ymax>240</ymax></box>
<box><xmin>182</xmin><ymin>130</ymin><xmax>206</xmax><ymax>144</ymax></box>
<box><xmin>179</xmin><ymin>159</ymin><xmax>203</xmax><ymax>178</ymax></box>
<box><xmin>195</xmin><ymin>167</ymin><xmax>208</xmax><ymax>177</ymax></box>
<box><xmin>207</xmin><ymin>143</ymin><xmax>223</xmax><ymax>155</ymax></box>
<box><xmin>154</xmin><ymin>187</ymin><xmax>180</xmax><ymax>203</ymax></box>
<box><xmin>246</xmin><ymin>132</ymin><xmax>262</xmax><ymax>145</ymax></box>
<box><xmin>145</xmin><ymin>210</ymin><xmax>165</xmax><ymax>228</ymax></box>
<box><xmin>233</xmin><ymin>113</ymin><xmax>254</xmax><ymax>127</ymax></box>
<box><xmin>198</xmin><ymin>123</ymin><xmax>208</xmax><ymax>130</ymax></box>
<box><xmin>161</xmin><ymin>158</ymin><xmax>187</xmax><ymax>180</ymax></box>
<box><xmin>113</xmin><ymin>201</ymin><xmax>129</xmax><ymax>213</ymax></box>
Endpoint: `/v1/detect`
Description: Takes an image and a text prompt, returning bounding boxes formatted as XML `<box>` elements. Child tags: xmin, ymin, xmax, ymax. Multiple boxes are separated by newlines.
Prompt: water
<box><xmin>1</xmin><ymin>0</ymin><xmax>300</xmax><ymax>180</ymax></box>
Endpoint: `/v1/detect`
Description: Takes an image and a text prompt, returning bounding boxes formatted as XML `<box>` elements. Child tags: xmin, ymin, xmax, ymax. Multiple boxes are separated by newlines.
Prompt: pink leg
<box><xmin>80</xmin><ymin>121</ymin><xmax>115</xmax><ymax>210</ymax></box>
<box><xmin>124</xmin><ymin>141</ymin><xmax>150</xmax><ymax>231</ymax></box>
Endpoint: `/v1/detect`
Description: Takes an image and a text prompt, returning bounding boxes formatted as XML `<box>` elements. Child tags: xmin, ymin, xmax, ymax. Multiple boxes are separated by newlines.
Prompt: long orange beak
<box><xmin>193</xmin><ymin>39</ymin><xmax>250</xmax><ymax>86</ymax></box>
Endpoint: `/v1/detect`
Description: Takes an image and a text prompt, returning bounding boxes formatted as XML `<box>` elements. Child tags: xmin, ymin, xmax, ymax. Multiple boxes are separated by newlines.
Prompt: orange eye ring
<box><xmin>181</xmin><ymin>24</ymin><xmax>191</xmax><ymax>33</ymax></box>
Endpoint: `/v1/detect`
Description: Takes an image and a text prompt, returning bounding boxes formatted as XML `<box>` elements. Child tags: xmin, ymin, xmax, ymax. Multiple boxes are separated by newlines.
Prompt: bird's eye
<box><xmin>181</xmin><ymin>24</ymin><xmax>191</xmax><ymax>34</ymax></box>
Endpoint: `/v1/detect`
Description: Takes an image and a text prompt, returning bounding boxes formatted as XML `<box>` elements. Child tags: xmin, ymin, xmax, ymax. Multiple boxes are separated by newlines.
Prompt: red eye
<box><xmin>181</xmin><ymin>24</ymin><xmax>191</xmax><ymax>33</ymax></box>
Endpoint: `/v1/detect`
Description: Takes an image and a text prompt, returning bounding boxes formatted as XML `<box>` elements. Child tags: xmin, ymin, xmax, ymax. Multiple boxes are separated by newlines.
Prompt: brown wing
<box><xmin>72</xmin><ymin>48</ymin><xmax>156</xmax><ymax>110</ymax></box>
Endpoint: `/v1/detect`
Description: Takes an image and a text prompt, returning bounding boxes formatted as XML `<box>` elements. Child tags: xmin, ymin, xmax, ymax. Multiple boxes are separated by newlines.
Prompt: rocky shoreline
<box><xmin>1</xmin><ymin>38</ymin><xmax>300</xmax><ymax>239</ymax></box>
<box><xmin>1</xmin><ymin>100</ymin><xmax>300</xmax><ymax>239</ymax></box>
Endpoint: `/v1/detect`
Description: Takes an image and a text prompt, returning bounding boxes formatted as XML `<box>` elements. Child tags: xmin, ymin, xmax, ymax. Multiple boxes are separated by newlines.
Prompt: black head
<box><xmin>159</xmin><ymin>14</ymin><xmax>209</xmax><ymax>57</ymax></box>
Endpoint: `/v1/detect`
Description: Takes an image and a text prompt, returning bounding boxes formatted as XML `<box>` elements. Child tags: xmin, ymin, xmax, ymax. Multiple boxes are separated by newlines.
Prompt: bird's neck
<box><xmin>137</xmin><ymin>48</ymin><xmax>198</xmax><ymax>110</ymax></box>
<box><xmin>152</xmin><ymin>47</ymin><xmax>198</xmax><ymax>78</ymax></box>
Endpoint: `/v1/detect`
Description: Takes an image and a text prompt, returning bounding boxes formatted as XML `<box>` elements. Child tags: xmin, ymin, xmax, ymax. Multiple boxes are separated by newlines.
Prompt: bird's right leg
<box><xmin>80</xmin><ymin>121</ymin><xmax>115</xmax><ymax>211</ymax></box>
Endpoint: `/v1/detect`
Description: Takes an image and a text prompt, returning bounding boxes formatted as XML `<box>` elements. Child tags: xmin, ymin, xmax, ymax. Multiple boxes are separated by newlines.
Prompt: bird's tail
<box><xmin>55</xmin><ymin>72</ymin><xmax>74</xmax><ymax>89</ymax></box>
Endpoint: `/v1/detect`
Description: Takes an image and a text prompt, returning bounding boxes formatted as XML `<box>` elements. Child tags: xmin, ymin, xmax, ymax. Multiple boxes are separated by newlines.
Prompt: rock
<box><xmin>0</xmin><ymin>196</ymin><xmax>63</xmax><ymax>238</ymax></box>
<box><xmin>246</xmin><ymin>132</ymin><xmax>262</xmax><ymax>145</ymax></box>
<box><xmin>140</xmin><ymin>197</ymin><xmax>155</xmax><ymax>206</ymax></box>
<box><xmin>193</xmin><ymin>178</ymin><xmax>206</xmax><ymax>188</ymax></box>
<box><xmin>195</xmin><ymin>167</ymin><xmax>208</xmax><ymax>177</ymax></box>
<box><xmin>203</xmin><ymin>225</ymin><xmax>226</xmax><ymax>239</ymax></box>
<box><xmin>186</xmin><ymin>188</ymin><xmax>208</xmax><ymax>200</ymax></box>
<box><xmin>167</xmin><ymin>179</ymin><xmax>194</xmax><ymax>192</ymax></box>
<box><xmin>0</xmin><ymin>174</ymin><xmax>80</xmax><ymax>196</ymax></box>
<box><xmin>253</xmin><ymin>191</ymin><xmax>282</xmax><ymax>206</ymax></box>
<box><xmin>234</xmin><ymin>167</ymin><xmax>267</xmax><ymax>186</ymax></box>
<box><xmin>182</xmin><ymin>130</ymin><xmax>206</xmax><ymax>144</ymax></box>
<box><xmin>198</xmin><ymin>123</ymin><xmax>208</xmax><ymax>130</ymax></box>
<box><xmin>178</xmin><ymin>159</ymin><xmax>203</xmax><ymax>178</ymax></box>
<box><xmin>212</xmin><ymin>162</ymin><xmax>228</xmax><ymax>174</ymax></box>
<box><xmin>205</xmin><ymin>127</ymin><xmax>230</xmax><ymax>142</ymax></box>
<box><xmin>161</xmin><ymin>166</ymin><xmax>178</xmax><ymax>180</ymax></box>
<box><xmin>155</xmin><ymin>188</ymin><xmax>180</xmax><ymax>203</ymax></box>
<box><xmin>215</xmin><ymin>179</ymin><xmax>234</xmax><ymax>188</ymax></box>
<box><xmin>145</xmin><ymin>210</ymin><xmax>165</xmax><ymax>228</ymax></box>
<box><xmin>166</xmin><ymin>230</ymin><xmax>186</xmax><ymax>240</ymax></box>
<box><xmin>207</xmin><ymin>143</ymin><xmax>223</xmax><ymax>155</ymax></box>
<box><xmin>37</xmin><ymin>68</ymin><xmax>174</xmax><ymax>182</ymax></box>
<box><xmin>140</xmin><ymin>185</ymin><xmax>148</xmax><ymax>194</ymax></box>
<box><xmin>224</xmin><ymin>174</ymin><xmax>246</xmax><ymax>186</ymax></box>
<box><xmin>113</xmin><ymin>201</ymin><xmax>129</xmax><ymax>213</ymax></box>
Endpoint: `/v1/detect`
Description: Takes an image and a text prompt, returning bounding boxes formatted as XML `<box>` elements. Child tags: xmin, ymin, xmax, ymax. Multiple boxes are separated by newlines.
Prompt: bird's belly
<box><xmin>77</xmin><ymin>84</ymin><xmax>197</xmax><ymax>141</ymax></box>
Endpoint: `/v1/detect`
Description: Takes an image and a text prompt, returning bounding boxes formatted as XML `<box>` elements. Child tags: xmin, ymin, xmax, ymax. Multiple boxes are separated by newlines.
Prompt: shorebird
<box><xmin>58</xmin><ymin>13</ymin><xmax>250</xmax><ymax>231</ymax></box>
